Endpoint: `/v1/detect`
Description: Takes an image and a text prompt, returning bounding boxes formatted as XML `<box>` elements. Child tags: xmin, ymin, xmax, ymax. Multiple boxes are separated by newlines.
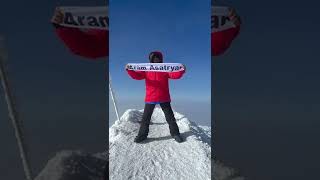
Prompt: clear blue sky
<box><xmin>109</xmin><ymin>0</ymin><xmax>211</xmax><ymax>102</ymax></box>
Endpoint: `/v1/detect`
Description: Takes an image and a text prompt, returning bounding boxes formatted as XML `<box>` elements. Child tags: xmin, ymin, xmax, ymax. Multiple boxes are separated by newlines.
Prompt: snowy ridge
<box><xmin>214</xmin><ymin>161</ymin><xmax>245</xmax><ymax>180</ymax></box>
<box><xmin>34</xmin><ymin>108</ymin><xmax>244</xmax><ymax>180</ymax></box>
<box><xmin>35</xmin><ymin>150</ymin><xmax>107</xmax><ymax>180</ymax></box>
<box><xmin>109</xmin><ymin>108</ymin><xmax>211</xmax><ymax>180</ymax></box>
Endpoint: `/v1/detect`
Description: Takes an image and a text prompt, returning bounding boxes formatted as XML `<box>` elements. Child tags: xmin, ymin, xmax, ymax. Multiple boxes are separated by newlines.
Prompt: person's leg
<box><xmin>160</xmin><ymin>102</ymin><xmax>180</xmax><ymax>136</ymax></box>
<box><xmin>137</xmin><ymin>103</ymin><xmax>155</xmax><ymax>137</ymax></box>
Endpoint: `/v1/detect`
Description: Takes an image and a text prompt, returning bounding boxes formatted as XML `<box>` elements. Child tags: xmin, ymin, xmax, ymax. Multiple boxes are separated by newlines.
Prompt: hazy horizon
<box><xmin>109</xmin><ymin>97</ymin><xmax>211</xmax><ymax>127</ymax></box>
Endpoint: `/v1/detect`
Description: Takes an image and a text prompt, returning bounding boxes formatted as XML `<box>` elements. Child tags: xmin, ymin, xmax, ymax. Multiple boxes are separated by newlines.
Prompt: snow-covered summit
<box><xmin>35</xmin><ymin>150</ymin><xmax>107</xmax><ymax>180</ymax></box>
<box><xmin>35</xmin><ymin>108</ymin><xmax>244</xmax><ymax>180</ymax></box>
<box><xmin>109</xmin><ymin>108</ymin><xmax>211</xmax><ymax>180</ymax></box>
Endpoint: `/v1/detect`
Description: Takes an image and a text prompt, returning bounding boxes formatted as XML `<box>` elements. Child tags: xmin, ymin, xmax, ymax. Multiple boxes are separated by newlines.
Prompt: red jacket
<box><xmin>127</xmin><ymin>70</ymin><xmax>185</xmax><ymax>102</ymax></box>
<box><xmin>55</xmin><ymin>26</ymin><xmax>109</xmax><ymax>59</ymax></box>
<box><xmin>211</xmin><ymin>26</ymin><xmax>240</xmax><ymax>56</ymax></box>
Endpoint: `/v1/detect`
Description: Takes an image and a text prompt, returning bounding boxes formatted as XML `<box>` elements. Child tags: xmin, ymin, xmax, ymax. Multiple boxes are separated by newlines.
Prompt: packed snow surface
<box><xmin>35</xmin><ymin>108</ymin><xmax>244</xmax><ymax>180</ymax></box>
<box><xmin>109</xmin><ymin>108</ymin><xmax>212</xmax><ymax>180</ymax></box>
<box><xmin>35</xmin><ymin>151</ymin><xmax>107</xmax><ymax>180</ymax></box>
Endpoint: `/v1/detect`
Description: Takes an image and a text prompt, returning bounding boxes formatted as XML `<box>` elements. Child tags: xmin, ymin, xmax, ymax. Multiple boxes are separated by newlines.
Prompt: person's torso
<box><xmin>144</xmin><ymin>72</ymin><xmax>170</xmax><ymax>102</ymax></box>
<box><xmin>211</xmin><ymin>25</ymin><xmax>240</xmax><ymax>56</ymax></box>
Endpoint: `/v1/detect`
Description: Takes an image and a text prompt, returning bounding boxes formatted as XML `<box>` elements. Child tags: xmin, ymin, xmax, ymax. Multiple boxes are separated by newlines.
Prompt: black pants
<box><xmin>137</xmin><ymin>102</ymin><xmax>180</xmax><ymax>137</ymax></box>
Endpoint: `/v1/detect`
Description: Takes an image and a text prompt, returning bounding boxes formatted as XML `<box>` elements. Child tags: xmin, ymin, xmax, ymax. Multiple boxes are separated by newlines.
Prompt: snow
<box><xmin>214</xmin><ymin>161</ymin><xmax>245</xmax><ymax>180</ymax></box>
<box><xmin>35</xmin><ymin>108</ymin><xmax>244</xmax><ymax>180</ymax></box>
<box><xmin>109</xmin><ymin>108</ymin><xmax>211</xmax><ymax>180</ymax></box>
<box><xmin>35</xmin><ymin>150</ymin><xmax>107</xmax><ymax>180</ymax></box>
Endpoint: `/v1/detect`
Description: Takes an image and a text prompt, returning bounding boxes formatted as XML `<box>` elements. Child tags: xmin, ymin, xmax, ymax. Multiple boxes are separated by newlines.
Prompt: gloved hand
<box><xmin>51</xmin><ymin>7</ymin><xmax>64</xmax><ymax>25</ymax></box>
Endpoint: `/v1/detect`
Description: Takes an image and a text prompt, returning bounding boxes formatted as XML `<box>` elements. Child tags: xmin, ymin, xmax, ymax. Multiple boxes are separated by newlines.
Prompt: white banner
<box><xmin>211</xmin><ymin>6</ymin><xmax>236</xmax><ymax>33</ymax></box>
<box><xmin>127</xmin><ymin>63</ymin><xmax>184</xmax><ymax>72</ymax></box>
<box><xmin>57</xmin><ymin>6</ymin><xmax>108</xmax><ymax>30</ymax></box>
<box><xmin>56</xmin><ymin>6</ymin><xmax>234</xmax><ymax>32</ymax></box>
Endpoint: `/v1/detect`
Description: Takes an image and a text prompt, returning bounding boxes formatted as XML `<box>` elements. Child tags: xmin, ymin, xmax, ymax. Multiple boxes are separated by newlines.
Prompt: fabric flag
<box><xmin>57</xmin><ymin>6</ymin><xmax>108</xmax><ymax>30</ymax></box>
<box><xmin>52</xmin><ymin>6</ymin><xmax>109</xmax><ymax>59</ymax></box>
<box><xmin>127</xmin><ymin>63</ymin><xmax>184</xmax><ymax>72</ymax></box>
<box><xmin>211</xmin><ymin>6</ymin><xmax>236</xmax><ymax>33</ymax></box>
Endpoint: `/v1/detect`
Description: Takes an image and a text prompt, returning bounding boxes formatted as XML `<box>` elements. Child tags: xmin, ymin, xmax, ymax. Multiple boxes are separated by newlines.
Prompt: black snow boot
<box><xmin>172</xmin><ymin>134</ymin><xmax>183</xmax><ymax>143</ymax></box>
<box><xmin>134</xmin><ymin>134</ymin><xmax>147</xmax><ymax>143</ymax></box>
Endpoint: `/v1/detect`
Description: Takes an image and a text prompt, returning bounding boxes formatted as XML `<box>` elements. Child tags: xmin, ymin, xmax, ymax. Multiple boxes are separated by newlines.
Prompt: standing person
<box><xmin>126</xmin><ymin>51</ymin><xmax>186</xmax><ymax>143</ymax></box>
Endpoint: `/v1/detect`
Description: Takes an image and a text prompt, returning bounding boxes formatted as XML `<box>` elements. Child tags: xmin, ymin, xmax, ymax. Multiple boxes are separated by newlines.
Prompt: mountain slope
<box><xmin>35</xmin><ymin>108</ymin><xmax>244</xmax><ymax>180</ymax></box>
<box><xmin>109</xmin><ymin>108</ymin><xmax>211</xmax><ymax>180</ymax></box>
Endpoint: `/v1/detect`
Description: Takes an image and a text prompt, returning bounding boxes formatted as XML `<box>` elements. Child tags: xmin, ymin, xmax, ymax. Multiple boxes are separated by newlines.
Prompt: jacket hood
<box><xmin>149</xmin><ymin>51</ymin><xmax>163</xmax><ymax>63</ymax></box>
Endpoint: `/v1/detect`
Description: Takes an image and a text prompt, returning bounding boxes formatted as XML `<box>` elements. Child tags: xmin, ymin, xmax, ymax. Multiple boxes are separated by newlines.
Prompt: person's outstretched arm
<box><xmin>126</xmin><ymin>65</ymin><xmax>146</xmax><ymax>80</ymax></box>
<box><xmin>54</xmin><ymin>27</ymin><xmax>108</xmax><ymax>59</ymax></box>
<box><xmin>168</xmin><ymin>65</ymin><xmax>186</xmax><ymax>79</ymax></box>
